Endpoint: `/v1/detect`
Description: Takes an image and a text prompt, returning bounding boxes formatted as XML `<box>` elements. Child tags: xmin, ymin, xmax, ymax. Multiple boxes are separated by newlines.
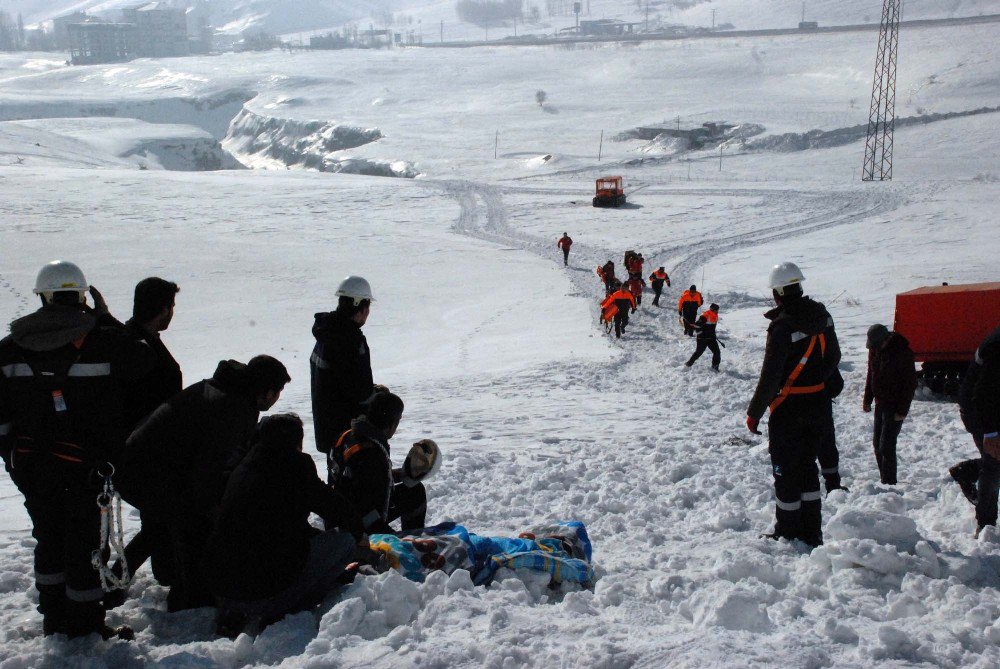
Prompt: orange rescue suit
<box><xmin>678</xmin><ymin>290</ymin><xmax>703</xmax><ymax>310</ymax></box>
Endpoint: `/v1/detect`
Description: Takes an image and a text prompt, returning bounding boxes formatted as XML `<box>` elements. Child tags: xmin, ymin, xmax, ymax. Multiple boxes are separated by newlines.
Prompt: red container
<box><xmin>894</xmin><ymin>282</ymin><xmax>1000</xmax><ymax>363</ymax></box>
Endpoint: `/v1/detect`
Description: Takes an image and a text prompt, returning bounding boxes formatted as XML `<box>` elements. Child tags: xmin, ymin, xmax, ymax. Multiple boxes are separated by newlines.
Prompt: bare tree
<box><xmin>535</xmin><ymin>90</ymin><xmax>547</xmax><ymax>107</ymax></box>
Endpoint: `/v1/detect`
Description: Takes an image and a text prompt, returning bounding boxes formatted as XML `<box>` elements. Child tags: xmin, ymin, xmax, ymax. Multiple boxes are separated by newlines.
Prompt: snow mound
<box><xmin>225</xmin><ymin>108</ymin><xmax>417</xmax><ymax>177</ymax></box>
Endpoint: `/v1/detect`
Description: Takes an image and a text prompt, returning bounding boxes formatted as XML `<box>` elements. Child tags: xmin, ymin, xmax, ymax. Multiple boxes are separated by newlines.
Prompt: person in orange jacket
<box><xmin>626</xmin><ymin>276</ymin><xmax>646</xmax><ymax>306</ymax></box>
<box><xmin>648</xmin><ymin>267</ymin><xmax>671</xmax><ymax>306</ymax></box>
<box><xmin>557</xmin><ymin>233</ymin><xmax>573</xmax><ymax>266</ymax></box>
<box><xmin>601</xmin><ymin>281</ymin><xmax>637</xmax><ymax>339</ymax></box>
<box><xmin>677</xmin><ymin>285</ymin><xmax>703</xmax><ymax>336</ymax></box>
<box><xmin>685</xmin><ymin>303</ymin><xmax>721</xmax><ymax>370</ymax></box>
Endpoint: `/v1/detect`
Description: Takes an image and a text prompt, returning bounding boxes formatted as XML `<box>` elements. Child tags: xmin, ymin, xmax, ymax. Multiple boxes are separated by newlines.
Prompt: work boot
<box><xmin>100</xmin><ymin>624</ymin><xmax>135</xmax><ymax>641</ymax></box>
<box><xmin>103</xmin><ymin>587</ymin><xmax>127</xmax><ymax>611</ymax></box>
<box><xmin>949</xmin><ymin>463</ymin><xmax>979</xmax><ymax>506</ymax></box>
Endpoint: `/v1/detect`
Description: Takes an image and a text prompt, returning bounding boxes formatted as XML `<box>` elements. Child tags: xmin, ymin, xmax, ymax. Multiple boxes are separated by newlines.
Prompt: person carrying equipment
<box><xmin>648</xmin><ymin>267</ymin><xmax>671</xmax><ymax>306</ymax></box>
<box><xmin>685</xmin><ymin>303</ymin><xmax>721</xmax><ymax>370</ymax></box>
<box><xmin>678</xmin><ymin>285</ymin><xmax>703</xmax><ymax>336</ymax></box>
<box><xmin>206</xmin><ymin>414</ymin><xmax>364</xmax><ymax>638</ymax></box>
<box><xmin>745</xmin><ymin>262</ymin><xmax>841</xmax><ymax>548</ymax></box>
<box><xmin>331</xmin><ymin>391</ymin><xmax>441</xmax><ymax>536</ymax></box>
<box><xmin>597</xmin><ymin>261</ymin><xmax>616</xmax><ymax>295</ymax></box>
<box><xmin>557</xmin><ymin>233</ymin><xmax>573</xmax><ymax>266</ymax></box>
<box><xmin>862</xmin><ymin>324</ymin><xmax>918</xmax><ymax>486</ymax></box>
<box><xmin>601</xmin><ymin>282</ymin><xmax>637</xmax><ymax>339</ymax></box>
<box><xmin>626</xmin><ymin>276</ymin><xmax>646</xmax><ymax>307</ymax></box>
<box><xmin>624</xmin><ymin>251</ymin><xmax>644</xmax><ymax>279</ymax></box>
<box><xmin>311</xmin><ymin>276</ymin><xmax>376</xmax><ymax>465</ymax></box>
<box><xmin>0</xmin><ymin>261</ymin><xmax>155</xmax><ymax>639</ymax></box>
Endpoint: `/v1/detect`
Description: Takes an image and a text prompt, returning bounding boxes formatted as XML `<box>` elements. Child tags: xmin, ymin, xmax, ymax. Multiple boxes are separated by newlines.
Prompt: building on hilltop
<box><xmin>52</xmin><ymin>11</ymin><xmax>88</xmax><ymax>49</ymax></box>
<box><xmin>68</xmin><ymin>19</ymin><xmax>136</xmax><ymax>65</ymax></box>
<box><xmin>122</xmin><ymin>2</ymin><xmax>190</xmax><ymax>57</ymax></box>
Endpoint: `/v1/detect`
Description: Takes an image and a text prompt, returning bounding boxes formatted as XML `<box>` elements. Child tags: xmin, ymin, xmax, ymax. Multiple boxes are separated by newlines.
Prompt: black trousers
<box><xmin>766</xmin><ymin>396</ymin><xmax>826</xmax><ymax>546</ymax></box>
<box><xmin>11</xmin><ymin>457</ymin><xmax>106</xmax><ymax>635</ymax></box>
<box><xmin>873</xmin><ymin>405</ymin><xmax>904</xmax><ymax>485</ymax></box>
<box><xmin>613</xmin><ymin>311</ymin><xmax>629</xmax><ymax>338</ymax></box>
<box><xmin>165</xmin><ymin>510</ymin><xmax>215</xmax><ymax>612</ymax></box>
<box><xmin>681</xmin><ymin>310</ymin><xmax>697</xmax><ymax>336</ymax></box>
<box><xmin>562</xmin><ymin>248</ymin><xmax>569</xmax><ymax>266</ymax></box>
<box><xmin>118</xmin><ymin>513</ymin><xmax>175</xmax><ymax>586</ymax></box>
<box><xmin>818</xmin><ymin>398</ymin><xmax>842</xmax><ymax>491</ymax></box>
<box><xmin>388</xmin><ymin>477</ymin><xmax>428</xmax><ymax>533</ymax></box>
<box><xmin>953</xmin><ymin>423</ymin><xmax>1000</xmax><ymax>528</ymax></box>
<box><xmin>651</xmin><ymin>283</ymin><xmax>663</xmax><ymax>305</ymax></box>
<box><xmin>686</xmin><ymin>339</ymin><xmax>720</xmax><ymax>368</ymax></box>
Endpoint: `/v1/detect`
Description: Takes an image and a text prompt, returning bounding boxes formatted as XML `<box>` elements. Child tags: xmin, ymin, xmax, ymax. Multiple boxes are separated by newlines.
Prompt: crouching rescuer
<box><xmin>746</xmin><ymin>262</ymin><xmax>841</xmax><ymax>548</ymax></box>
<box><xmin>330</xmin><ymin>391</ymin><xmax>442</xmax><ymax>535</ymax></box>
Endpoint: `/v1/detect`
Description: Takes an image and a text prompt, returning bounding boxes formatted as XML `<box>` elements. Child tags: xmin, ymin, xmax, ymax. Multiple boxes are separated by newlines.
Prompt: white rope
<box><xmin>91</xmin><ymin>471</ymin><xmax>131</xmax><ymax>593</ymax></box>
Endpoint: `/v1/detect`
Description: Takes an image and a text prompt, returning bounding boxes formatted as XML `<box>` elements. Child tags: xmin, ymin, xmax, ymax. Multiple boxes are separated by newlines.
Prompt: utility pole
<box><xmin>711</xmin><ymin>9</ymin><xmax>716</xmax><ymax>30</ymax></box>
<box><xmin>598</xmin><ymin>130</ymin><xmax>604</xmax><ymax>161</ymax></box>
<box><xmin>801</xmin><ymin>1</ymin><xmax>806</xmax><ymax>24</ymax></box>
<box><xmin>676</xmin><ymin>115</ymin><xmax>680</xmax><ymax>131</ymax></box>
<box><xmin>862</xmin><ymin>0</ymin><xmax>901</xmax><ymax>181</ymax></box>
<box><xmin>719</xmin><ymin>145</ymin><xmax>723</xmax><ymax>171</ymax></box>
<box><xmin>440</xmin><ymin>20</ymin><xmax>443</xmax><ymax>43</ymax></box>
<box><xmin>494</xmin><ymin>130</ymin><xmax>499</xmax><ymax>159</ymax></box>
<box><xmin>645</xmin><ymin>3</ymin><xmax>649</xmax><ymax>32</ymax></box>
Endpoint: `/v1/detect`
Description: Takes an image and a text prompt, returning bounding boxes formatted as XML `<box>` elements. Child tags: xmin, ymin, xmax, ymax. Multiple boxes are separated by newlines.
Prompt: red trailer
<box><xmin>893</xmin><ymin>282</ymin><xmax>1000</xmax><ymax>393</ymax></box>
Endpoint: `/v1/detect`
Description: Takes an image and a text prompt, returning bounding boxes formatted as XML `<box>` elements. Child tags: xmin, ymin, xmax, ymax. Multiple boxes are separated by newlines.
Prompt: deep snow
<box><xmin>0</xmin><ymin>14</ymin><xmax>999</xmax><ymax>669</ymax></box>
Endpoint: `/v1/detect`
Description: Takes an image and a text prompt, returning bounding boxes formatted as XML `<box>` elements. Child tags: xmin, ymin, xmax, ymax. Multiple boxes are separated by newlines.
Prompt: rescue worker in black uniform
<box><xmin>678</xmin><ymin>285</ymin><xmax>703</xmax><ymax>337</ymax></box>
<box><xmin>648</xmin><ymin>267</ymin><xmax>671</xmax><ymax>306</ymax></box>
<box><xmin>685</xmin><ymin>303</ymin><xmax>721</xmax><ymax>370</ymax></box>
<box><xmin>949</xmin><ymin>326</ymin><xmax>1000</xmax><ymax>535</ymax></box>
<box><xmin>207</xmin><ymin>413</ymin><xmax>364</xmax><ymax>638</ymax></box>
<box><xmin>746</xmin><ymin>262</ymin><xmax>840</xmax><ymax>548</ymax></box>
<box><xmin>601</xmin><ymin>281</ymin><xmax>637</xmax><ymax>339</ymax></box>
<box><xmin>116</xmin><ymin>355</ymin><xmax>290</xmax><ymax>611</ymax></box>
<box><xmin>331</xmin><ymin>391</ymin><xmax>441</xmax><ymax>536</ymax></box>
<box><xmin>311</xmin><ymin>275</ymin><xmax>375</xmax><ymax>476</ymax></box>
<box><xmin>0</xmin><ymin>261</ymin><xmax>155</xmax><ymax>638</ymax></box>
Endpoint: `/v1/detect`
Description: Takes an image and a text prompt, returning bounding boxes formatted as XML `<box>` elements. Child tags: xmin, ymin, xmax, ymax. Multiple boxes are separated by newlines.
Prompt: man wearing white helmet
<box><xmin>746</xmin><ymin>262</ymin><xmax>841</xmax><ymax>548</ymax></box>
<box><xmin>0</xmin><ymin>261</ymin><xmax>155</xmax><ymax>638</ymax></box>
<box><xmin>310</xmin><ymin>276</ymin><xmax>376</xmax><ymax>476</ymax></box>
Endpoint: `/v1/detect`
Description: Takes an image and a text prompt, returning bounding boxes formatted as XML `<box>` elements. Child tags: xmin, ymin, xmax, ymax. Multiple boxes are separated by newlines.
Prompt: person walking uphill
<box><xmin>557</xmin><ymin>233</ymin><xmax>573</xmax><ymax>266</ymax></box>
<box><xmin>207</xmin><ymin>414</ymin><xmax>364</xmax><ymax>638</ymax></box>
<box><xmin>746</xmin><ymin>262</ymin><xmax>840</xmax><ymax>548</ymax></box>
<box><xmin>649</xmin><ymin>267</ymin><xmax>671</xmax><ymax>306</ymax></box>
<box><xmin>862</xmin><ymin>324</ymin><xmax>918</xmax><ymax>486</ymax></box>
<box><xmin>0</xmin><ymin>261</ymin><xmax>155</xmax><ymax>639</ymax></box>
<box><xmin>685</xmin><ymin>303</ymin><xmax>721</xmax><ymax>370</ymax></box>
<box><xmin>116</xmin><ymin>355</ymin><xmax>290</xmax><ymax>612</ymax></box>
<box><xmin>601</xmin><ymin>282</ymin><xmax>637</xmax><ymax>339</ymax></box>
<box><xmin>678</xmin><ymin>285</ymin><xmax>703</xmax><ymax>336</ymax></box>
<box><xmin>311</xmin><ymin>276</ymin><xmax>375</xmax><ymax>467</ymax></box>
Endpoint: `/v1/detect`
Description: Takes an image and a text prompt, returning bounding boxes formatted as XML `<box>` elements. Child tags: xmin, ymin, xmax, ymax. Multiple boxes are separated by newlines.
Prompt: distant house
<box><xmin>69</xmin><ymin>20</ymin><xmax>136</xmax><ymax>65</ymax></box>
<box><xmin>52</xmin><ymin>11</ymin><xmax>88</xmax><ymax>49</ymax></box>
<box><xmin>798</xmin><ymin>21</ymin><xmax>819</xmax><ymax>30</ymax></box>
<box><xmin>579</xmin><ymin>20</ymin><xmax>638</xmax><ymax>37</ymax></box>
<box><xmin>122</xmin><ymin>2</ymin><xmax>190</xmax><ymax>58</ymax></box>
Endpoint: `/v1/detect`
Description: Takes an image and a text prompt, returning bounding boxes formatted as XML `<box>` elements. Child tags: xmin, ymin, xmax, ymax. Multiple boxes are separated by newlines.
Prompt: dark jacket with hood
<box><xmin>310</xmin><ymin>310</ymin><xmax>373</xmax><ymax>453</ymax></box>
<box><xmin>121</xmin><ymin>318</ymin><xmax>182</xmax><ymax>431</ymax></box>
<box><xmin>333</xmin><ymin>417</ymin><xmax>398</xmax><ymax>535</ymax></box>
<box><xmin>0</xmin><ymin>304</ymin><xmax>155</xmax><ymax>469</ymax></box>
<box><xmin>748</xmin><ymin>296</ymin><xmax>841</xmax><ymax>420</ymax></box>
<box><xmin>959</xmin><ymin>326</ymin><xmax>1000</xmax><ymax>435</ymax></box>
<box><xmin>117</xmin><ymin>360</ymin><xmax>261</xmax><ymax>515</ymax></box>
<box><xmin>205</xmin><ymin>434</ymin><xmax>362</xmax><ymax>601</ymax></box>
<box><xmin>863</xmin><ymin>332</ymin><xmax>918</xmax><ymax>417</ymax></box>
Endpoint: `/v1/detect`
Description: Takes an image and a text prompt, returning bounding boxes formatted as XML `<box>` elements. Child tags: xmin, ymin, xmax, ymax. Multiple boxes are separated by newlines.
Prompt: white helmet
<box><xmin>768</xmin><ymin>262</ymin><xmax>805</xmax><ymax>295</ymax></box>
<box><xmin>335</xmin><ymin>275</ymin><xmax>374</xmax><ymax>306</ymax></box>
<box><xmin>404</xmin><ymin>439</ymin><xmax>442</xmax><ymax>481</ymax></box>
<box><xmin>33</xmin><ymin>260</ymin><xmax>88</xmax><ymax>299</ymax></box>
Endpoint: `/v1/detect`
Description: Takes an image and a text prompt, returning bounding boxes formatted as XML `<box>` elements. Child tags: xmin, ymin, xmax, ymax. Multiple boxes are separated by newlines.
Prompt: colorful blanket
<box><xmin>369</xmin><ymin>521</ymin><xmax>593</xmax><ymax>586</ymax></box>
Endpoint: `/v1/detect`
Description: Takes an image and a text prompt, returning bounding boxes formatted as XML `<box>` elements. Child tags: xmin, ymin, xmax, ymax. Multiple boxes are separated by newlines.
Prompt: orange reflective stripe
<box><xmin>343</xmin><ymin>443</ymin><xmax>364</xmax><ymax>460</ymax></box>
<box><xmin>786</xmin><ymin>384</ymin><xmax>825</xmax><ymax>395</ymax></box>
<box><xmin>769</xmin><ymin>335</ymin><xmax>824</xmax><ymax>413</ymax></box>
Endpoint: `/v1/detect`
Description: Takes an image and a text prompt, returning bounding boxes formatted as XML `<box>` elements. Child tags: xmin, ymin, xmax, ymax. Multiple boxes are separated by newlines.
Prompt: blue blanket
<box><xmin>370</xmin><ymin>521</ymin><xmax>593</xmax><ymax>586</ymax></box>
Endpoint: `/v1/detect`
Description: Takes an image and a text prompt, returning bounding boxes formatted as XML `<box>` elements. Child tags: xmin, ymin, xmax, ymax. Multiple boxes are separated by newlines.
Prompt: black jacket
<box><xmin>693</xmin><ymin>314</ymin><xmax>718</xmax><ymax>341</ymax></box>
<box><xmin>0</xmin><ymin>305</ymin><xmax>155</xmax><ymax>468</ymax></box>
<box><xmin>961</xmin><ymin>326</ymin><xmax>1000</xmax><ymax>435</ymax></box>
<box><xmin>310</xmin><ymin>311</ymin><xmax>373</xmax><ymax>453</ymax></box>
<box><xmin>334</xmin><ymin>418</ymin><xmax>398</xmax><ymax>535</ymax></box>
<box><xmin>117</xmin><ymin>360</ymin><xmax>260</xmax><ymax>515</ymax></box>
<box><xmin>747</xmin><ymin>296</ymin><xmax>841</xmax><ymax>420</ymax></box>
<box><xmin>863</xmin><ymin>332</ymin><xmax>918</xmax><ymax>417</ymax></box>
<box><xmin>205</xmin><ymin>439</ymin><xmax>361</xmax><ymax>601</ymax></box>
<box><xmin>121</xmin><ymin>319</ymin><xmax>182</xmax><ymax>431</ymax></box>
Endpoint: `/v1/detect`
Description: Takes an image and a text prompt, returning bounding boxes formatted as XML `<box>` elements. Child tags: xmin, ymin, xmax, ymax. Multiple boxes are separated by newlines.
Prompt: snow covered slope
<box><xmin>0</xmin><ymin>16</ymin><xmax>998</xmax><ymax>669</ymax></box>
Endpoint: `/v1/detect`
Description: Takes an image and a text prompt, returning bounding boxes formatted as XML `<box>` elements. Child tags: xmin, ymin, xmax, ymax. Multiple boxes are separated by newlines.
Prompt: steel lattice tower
<box><xmin>862</xmin><ymin>0</ymin><xmax>901</xmax><ymax>181</ymax></box>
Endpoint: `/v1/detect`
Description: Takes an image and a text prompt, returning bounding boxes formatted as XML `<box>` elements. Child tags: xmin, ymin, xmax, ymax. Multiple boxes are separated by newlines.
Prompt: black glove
<box><xmin>89</xmin><ymin>286</ymin><xmax>110</xmax><ymax>316</ymax></box>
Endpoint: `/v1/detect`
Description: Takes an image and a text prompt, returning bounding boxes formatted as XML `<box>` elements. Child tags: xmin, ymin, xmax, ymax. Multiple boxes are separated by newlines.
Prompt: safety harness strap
<box><xmin>769</xmin><ymin>333</ymin><xmax>826</xmax><ymax>413</ymax></box>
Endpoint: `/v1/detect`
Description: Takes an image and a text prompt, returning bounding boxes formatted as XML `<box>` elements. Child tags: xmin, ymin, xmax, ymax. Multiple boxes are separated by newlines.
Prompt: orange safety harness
<box><xmin>769</xmin><ymin>333</ymin><xmax>826</xmax><ymax>413</ymax></box>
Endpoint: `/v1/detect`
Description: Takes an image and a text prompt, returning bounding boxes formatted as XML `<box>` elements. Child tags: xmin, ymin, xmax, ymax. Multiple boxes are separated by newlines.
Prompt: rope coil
<box><xmin>91</xmin><ymin>467</ymin><xmax>131</xmax><ymax>593</ymax></box>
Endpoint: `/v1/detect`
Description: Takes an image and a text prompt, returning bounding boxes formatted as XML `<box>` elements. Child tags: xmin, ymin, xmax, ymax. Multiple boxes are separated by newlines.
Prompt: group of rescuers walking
<box><xmin>562</xmin><ymin>234</ymin><xmax>1000</xmax><ymax>547</ymax></box>
<box><xmin>3</xmin><ymin>250</ymin><xmax>998</xmax><ymax>641</ymax></box>
<box><xmin>0</xmin><ymin>261</ymin><xmax>440</xmax><ymax>639</ymax></box>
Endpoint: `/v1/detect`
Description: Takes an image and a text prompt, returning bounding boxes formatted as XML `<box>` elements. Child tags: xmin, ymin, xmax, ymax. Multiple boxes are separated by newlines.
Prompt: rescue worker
<box><xmin>746</xmin><ymin>262</ymin><xmax>840</xmax><ymax>548</ymax></box>
<box><xmin>116</xmin><ymin>355</ymin><xmax>290</xmax><ymax>612</ymax></box>
<box><xmin>122</xmin><ymin>277</ymin><xmax>182</xmax><ymax>430</ymax></box>
<box><xmin>862</xmin><ymin>324</ymin><xmax>918</xmax><ymax>486</ymax></box>
<box><xmin>331</xmin><ymin>391</ymin><xmax>442</xmax><ymax>536</ymax></box>
<box><xmin>598</xmin><ymin>261</ymin><xmax>616</xmax><ymax>294</ymax></box>
<box><xmin>648</xmin><ymin>267</ymin><xmax>671</xmax><ymax>306</ymax></box>
<box><xmin>311</xmin><ymin>276</ymin><xmax>375</xmax><ymax>471</ymax></box>
<box><xmin>601</xmin><ymin>281</ymin><xmax>637</xmax><ymax>339</ymax></box>
<box><xmin>678</xmin><ymin>285</ymin><xmax>703</xmax><ymax>336</ymax></box>
<box><xmin>557</xmin><ymin>233</ymin><xmax>573</xmax><ymax>266</ymax></box>
<box><xmin>626</xmin><ymin>275</ymin><xmax>646</xmax><ymax>307</ymax></box>
<box><xmin>206</xmin><ymin>414</ymin><xmax>364</xmax><ymax>638</ymax></box>
<box><xmin>949</xmin><ymin>326</ymin><xmax>1000</xmax><ymax>535</ymax></box>
<box><xmin>685</xmin><ymin>303</ymin><xmax>721</xmax><ymax>370</ymax></box>
<box><xmin>0</xmin><ymin>261</ymin><xmax>155</xmax><ymax>638</ymax></box>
